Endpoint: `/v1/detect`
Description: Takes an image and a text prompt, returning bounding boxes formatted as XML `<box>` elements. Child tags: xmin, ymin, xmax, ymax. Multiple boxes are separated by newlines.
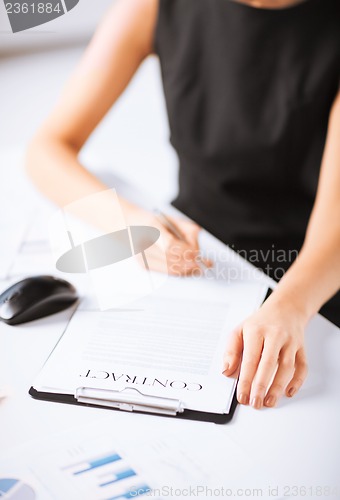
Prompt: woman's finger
<box><xmin>144</xmin><ymin>246</ymin><xmax>200</xmax><ymax>275</ymax></box>
<box><xmin>149</xmin><ymin>226</ymin><xmax>200</xmax><ymax>275</ymax></box>
<box><xmin>167</xmin><ymin>216</ymin><xmax>200</xmax><ymax>247</ymax></box>
<box><xmin>152</xmin><ymin>215</ymin><xmax>213</xmax><ymax>273</ymax></box>
<box><xmin>168</xmin><ymin>244</ymin><xmax>201</xmax><ymax>275</ymax></box>
<box><xmin>136</xmin><ymin>213</ymin><xmax>211</xmax><ymax>275</ymax></box>
<box><xmin>237</xmin><ymin>327</ymin><xmax>264</xmax><ymax>405</ymax></box>
<box><xmin>285</xmin><ymin>348</ymin><xmax>308</xmax><ymax>398</ymax></box>
<box><xmin>166</xmin><ymin>217</ymin><xmax>214</xmax><ymax>268</ymax></box>
<box><xmin>249</xmin><ymin>339</ymin><xmax>281</xmax><ymax>409</ymax></box>
<box><xmin>223</xmin><ymin>325</ymin><xmax>243</xmax><ymax>376</ymax></box>
<box><xmin>264</xmin><ymin>347</ymin><xmax>296</xmax><ymax>407</ymax></box>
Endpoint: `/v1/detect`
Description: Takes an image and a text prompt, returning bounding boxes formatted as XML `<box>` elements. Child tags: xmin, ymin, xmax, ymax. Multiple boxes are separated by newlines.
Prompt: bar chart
<box><xmin>27</xmin><ymin>422</ymin><xmax>211</xmax><ymax>499</ymax></box>
<box><xmin>0</xmin><ymin>478</ymin><xmax>36</xmax><ymax>500</ymax></box>
<box><xmin>60</xmin><ymin>449</ymin><xmax>152</xmax><ymax>500</ymax></box>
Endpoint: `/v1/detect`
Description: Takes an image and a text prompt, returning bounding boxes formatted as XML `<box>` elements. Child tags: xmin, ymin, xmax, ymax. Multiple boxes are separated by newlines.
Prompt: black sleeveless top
<box><xmin>154</xmin><ymin>0</ymin><xmax>340</xmax><ymax>325</ymax></box>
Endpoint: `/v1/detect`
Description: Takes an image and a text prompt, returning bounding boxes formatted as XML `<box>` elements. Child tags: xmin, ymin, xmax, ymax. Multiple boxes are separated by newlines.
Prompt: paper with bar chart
<box><xmin>57</xmin><ymin>448</ymin><xmax>151</xmax><ymax>500</ymax></box>
<box><xmin>27</xmin><ymin>419</ymin><xmax>219</xmax><ymax>500</ymax></box>
<box><xmin>0</xmin><ymin>478</ymin><xmax>36</xmax><ymax>500</ymax></box>
<box><xmin>0</xmin><ymin>416</ymin><xmax>254</xmax><ymax>500</ymax></box>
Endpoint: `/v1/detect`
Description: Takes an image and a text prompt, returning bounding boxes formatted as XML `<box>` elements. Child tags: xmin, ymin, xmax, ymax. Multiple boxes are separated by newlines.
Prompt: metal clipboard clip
<box><xmin>75</xmin><ymin>386</ymin><xmax>184</xmax><ymax>416</ymax></box>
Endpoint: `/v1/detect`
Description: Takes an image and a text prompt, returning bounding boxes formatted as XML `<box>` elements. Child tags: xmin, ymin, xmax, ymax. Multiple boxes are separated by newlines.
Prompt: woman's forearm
<box><xmin>268</xmin><ymin>92</ymin><xmax>340</xmax><ymax>322</ymax></box>
<box><xmin>26</xmin><ymin>0</ymin><xmax>159</xmax><ymax>220</ymax></box>
<box><xmin>26</xmin><ymin>135</ymin><xmax>142</xmax><ymax>233</ymax></box>
<box><xmin>27</xmin><ymin>135</ymin><xmax>106</xmax><ymax>206</ymax></box>
<box><xmin>268</xmin><ymin>230</ymin><xmax>340</xmax><ymax>323</ymax></box>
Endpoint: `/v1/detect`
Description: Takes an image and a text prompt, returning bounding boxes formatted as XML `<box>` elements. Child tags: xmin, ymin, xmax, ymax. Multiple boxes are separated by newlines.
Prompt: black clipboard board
<box><xmin>29</xmin><ymin>288</ymin><xmax>272</xmax><ymax>424</ymax></box>
<box><xmin>29</xmin><ymin>386</ymin><xmax>239</xmax><ymax>424</ymax></box>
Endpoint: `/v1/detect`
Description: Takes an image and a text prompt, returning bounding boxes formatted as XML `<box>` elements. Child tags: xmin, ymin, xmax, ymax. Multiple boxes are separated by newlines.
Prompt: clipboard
<box><xmin>29</xmin><ymin>288</ymin><xmax>272</xmax><ymax>424</ymax></box>
<box><xmin>29</xmin><ymin>386</ymin><xmax>239</xmax><ymax>424</ymax></box>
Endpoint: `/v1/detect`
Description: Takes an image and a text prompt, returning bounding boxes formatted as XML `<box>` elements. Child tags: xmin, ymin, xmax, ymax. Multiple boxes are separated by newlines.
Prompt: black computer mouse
<box><xmin>0</xmin><ymin>276</ymin><xmax>78</xmax><ymax>326</ymax></box>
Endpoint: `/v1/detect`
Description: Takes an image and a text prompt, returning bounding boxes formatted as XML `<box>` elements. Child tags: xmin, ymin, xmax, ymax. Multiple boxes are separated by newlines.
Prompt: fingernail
<box><xmin>288</xmin><ymin>387</ymin><xmax>296</xmax><ymax>397</ymax></box>
<box><xmin>222</xmin><ymin>363</ymin><xmax>229</xmax><ymax>376</ymax></box>
<box><xmin>265</xmin><ymin>395</ymin><xmax>276</xmax><ymax>407</ymax></box>
<box><xmin>251</xmin><ymin>397</ymin><xmax>262</xmax><ymax>409</ymax></box>
<box><xmin>238</xmin><ymin>393</ymin><xmax>249</xmax><ymax>405</ymax></box>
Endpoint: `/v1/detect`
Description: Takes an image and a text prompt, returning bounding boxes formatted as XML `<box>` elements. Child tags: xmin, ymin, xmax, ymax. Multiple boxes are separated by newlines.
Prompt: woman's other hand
<box><xmin>127</xmin><ymin>207</ymin><xmax>212</xmax><ymax>276</ymax></box>
<box><xmin>223</xmin><ymin>297</ymin><xmax>309</xmax><ymax>409</ymax></box>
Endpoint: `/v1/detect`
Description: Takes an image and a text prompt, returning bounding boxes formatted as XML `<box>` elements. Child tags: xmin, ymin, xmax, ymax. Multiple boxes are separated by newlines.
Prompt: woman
<box><xmin>26</xmin><ymin>0</ymin><xmax>340</xmax><ymax>410</ymax></box>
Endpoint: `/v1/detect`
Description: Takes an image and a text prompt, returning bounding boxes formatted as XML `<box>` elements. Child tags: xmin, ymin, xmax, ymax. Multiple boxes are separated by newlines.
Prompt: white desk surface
<box><xmin>0</xmin><ymin>162</ymin><xmax>339</xmax><ymax>500</ymax></box>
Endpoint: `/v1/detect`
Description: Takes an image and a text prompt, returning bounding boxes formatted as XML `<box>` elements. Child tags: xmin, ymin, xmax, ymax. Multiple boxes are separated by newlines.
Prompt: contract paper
<box><xmin>32</xmin><ymin>276</ymin><xmax>267</xmax><ymax>415</ymax></box>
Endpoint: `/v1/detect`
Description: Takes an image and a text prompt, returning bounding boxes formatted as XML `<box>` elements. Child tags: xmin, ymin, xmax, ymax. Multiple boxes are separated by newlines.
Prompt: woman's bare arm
<box><xmin>276</xmin><ymin>90</ymin><xmax>340</xmax><ymax>318</ymax></box>
<box><xmin>26</xmin><ymin>0</ymin><xmax>205</xmax><ymax>275</ymax></box>
<box><xmin>224</xmin><ymin>90</ymin><xmax>340</xmax><ymax>409</ymax></box>
<box><xmin>26</xmin><ymin>0</ymin><xmax>158</xmax><ymax>208</ymax></box>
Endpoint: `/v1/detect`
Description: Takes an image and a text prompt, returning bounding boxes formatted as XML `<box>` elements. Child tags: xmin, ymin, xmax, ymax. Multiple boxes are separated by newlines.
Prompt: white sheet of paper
<box><xmin>0</xmin><ymin>417</ymin><xmax>255</xmax><ymax>500</ymax></box>
<box><xmin>33</xmin><ymin>276</ymin><xmax>267</xmax><ymax>415</ymax></box>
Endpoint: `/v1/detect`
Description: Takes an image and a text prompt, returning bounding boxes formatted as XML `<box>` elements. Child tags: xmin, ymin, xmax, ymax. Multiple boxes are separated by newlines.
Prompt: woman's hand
<box><xmin>127</xmin><ymin>207</ymin><xmax>212</xmax><ymax>276</ymax></box>
<box><xmin>222</xmin><ymin>297</ymin><xmax>309</xmax><ymax>409</ymax></box>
